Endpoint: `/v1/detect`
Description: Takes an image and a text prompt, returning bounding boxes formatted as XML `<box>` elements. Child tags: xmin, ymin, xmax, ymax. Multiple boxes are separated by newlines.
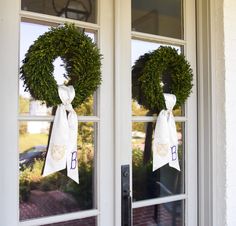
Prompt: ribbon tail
<box><xmin>153</xmin><ymin>110</ymin><xmax>170</xmax><ymax>171</ymax></box>
<box><xmin>168</xmin><ymin>113</ymin><xmax>180</xmax><ymax>171</ymax></box>
<box><xmin>43</xmin><ymin>105</ymin><xmax>68</xmax><ymax>177</ymax></box>
<box><xmin>66</xmin><ymin>110</ymin><xmax>79</xmax><ymax>183</ymax></box>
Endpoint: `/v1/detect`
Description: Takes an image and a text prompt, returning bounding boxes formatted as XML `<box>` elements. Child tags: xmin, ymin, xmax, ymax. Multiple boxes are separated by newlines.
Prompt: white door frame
<box><xmin>0</xmin><ymin>1</ymin><xmax>20</xmax><ymax>225</ymax></box>
<box><xmin>0</xmin><ymin>0</ymin><xmax>212</xmax><ymax>225</ymax></box>
<box><xmin>197</xmin><ymin>0</ymin><xmax>226</xmax><ymax>225</ymax></box>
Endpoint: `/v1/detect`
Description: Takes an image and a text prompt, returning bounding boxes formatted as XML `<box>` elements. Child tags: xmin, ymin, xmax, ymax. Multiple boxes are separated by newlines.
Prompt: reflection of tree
<box><xmin>132</xmin><ymin>99</ymin><xmax>183</xmax><ymax>164</ymax></box>
<box><xmin>75</xmin><ymin>95</ymin><xmax>93</xmax><ymax>115</ymax></box>
<box><xmin>19</xmin><ymin>95</ymin><xmax>30</xmax><ymax>114</ymax></box>
<box><xmin>78</xmin><ymin>122</ymin><xmax>94</xmax><ymax>164</ymax></box>
<box><xmin>143</xmin><ymin>120</ymin><xmax>154</xmax><ymax>164</ymax></box>
<box><xmin>132</xmin><ymin>100</ymin><xmax>148</xmax><ymax>116</ymax></box>
<box><xmin>19</xmin><ymin>96</ymin><xmax>30</xmax><ymax>135</ymax></box>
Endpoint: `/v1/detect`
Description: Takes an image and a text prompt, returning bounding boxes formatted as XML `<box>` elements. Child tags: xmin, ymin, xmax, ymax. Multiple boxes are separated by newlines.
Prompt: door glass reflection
<box><xmin>21</xmin><ymin>0</ymin><xmax>97</xmax><ymax>23</ymax></box>
<box><xmin>132</xmin><ymin>0</ymin><xmax>183</xmax><ymax>39</ymax></box>
<box><xmin>132</xmin><ymin>122</ymin><xmax>185</xmax><ymax>201</ymax></box>
<box><xmin>19</xmin><ymin>121</ymin><xmax>97</xmax><ymax>221</ymax></box>
<box><xmin>133</xmin><ymin>200</ymin><xmax>184</xmax><ymax>226</ymax></box>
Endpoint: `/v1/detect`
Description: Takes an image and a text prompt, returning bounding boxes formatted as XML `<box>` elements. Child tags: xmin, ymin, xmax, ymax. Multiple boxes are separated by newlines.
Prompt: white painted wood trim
<box><xmin>18</xmin><ymin>115</ymin><xmax>100</xmax><ymax>122</ymax></box>
<box><xmin>114</xmin><ymin>0</ymin><xmax>132</xmax><ymax>225</ymax></box>
<box><xmin>210</xmin><ymin>0</ymin><xmax>226</xmax><ymax>225</ymax></box>
<box><xmin>197</xmin><ymin>0</ymin><xmax>226</xmax><ymax>225</ymax></box>
<box><xmin>196</xmin><ymin>0</ymin><xmax>213</xmax><ymax>225</ymax></box>
<box><xmin>132</xmin><ymin>31</ymin><xmax>186</xmax><ymax>46</ymax></box>
<box><xmin>19</xmin><ymin>209</ymin><xmax>99</xmax><ymax>226</ymax></box>
<box><xmin>20</xmin><ymin>10</ymin><xmax>100</xmax><ymax>30</ymax></box>
<box><xmin>184</xmin><ymin>0</ymin><xmax>198</xmax><ymax>225</ymax></box>
<box><xmin>0</xmin><ymin>1</ymin><xmax>20</xmax><ymax>226</ymax></box>
<box><xmin>98</xmin><ymin>0</ymin><xmax>115</xmax><ymax>225</ymax></box>
<box><xmin>132</xmin><ymin>116</ymin><xmax>187</xmax><ymax>122</ymax></box>
<box><xmin>133</xmin><ymin>194</ymin><xmax>187</xmax><ymax>209</ymax></box>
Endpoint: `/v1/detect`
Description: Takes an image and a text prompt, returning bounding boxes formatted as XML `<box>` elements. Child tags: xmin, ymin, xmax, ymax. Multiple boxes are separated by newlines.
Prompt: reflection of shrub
<box><xmin>132</xmin><ymin>148</ymin><xmax>153</xmax><ymax>201</ymax></box>
<box><xmin>19</xmin><ymin>158</ymin><xmax>94</xmax><ymax>210</ymax></box>
<box><xmin>132</xmin><ymin>148</ymin><xmax>182</xmax><ymax>201</ymax></box>
<box><xmin>19</xmin><ymin>181</ymin><xmax>31</xmax><ymax>202</ymax></box>
<box><xmin>19</xmin><ymin>123</ymin><xmax>27</xmax><ymax>135</ymax></box>
<box><xmin>19</xmin><ymin>160</ymin><xmax>43</xmax><ymax>202</ymax></box>
<box><xmin>39</xmin><ymin>171</ymin><xmax>68</xmax><ymax>191</ymax></box>
<box><xmin>64</xmin><ymin>161</ymin><xmax>93</xmax><ymax>209</ymax></box>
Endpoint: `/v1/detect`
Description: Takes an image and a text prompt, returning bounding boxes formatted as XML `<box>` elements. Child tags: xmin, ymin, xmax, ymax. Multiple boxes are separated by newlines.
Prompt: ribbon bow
<box><xmin>43</xmin><ymin>85</ymin><xmax>79</xmax><ymax>183</ymax></box>
<box><xmin>153</xmin><ymin>93</ymin><xmax>180</xmax><ymax>171</ymax></box>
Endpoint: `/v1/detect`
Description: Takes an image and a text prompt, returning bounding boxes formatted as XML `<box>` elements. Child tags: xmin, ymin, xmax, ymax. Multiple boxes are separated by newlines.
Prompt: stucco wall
<box><xmin>224</xmin><ymin>0</ymin><xmax>236</xmax><ymax>225</ymax></box>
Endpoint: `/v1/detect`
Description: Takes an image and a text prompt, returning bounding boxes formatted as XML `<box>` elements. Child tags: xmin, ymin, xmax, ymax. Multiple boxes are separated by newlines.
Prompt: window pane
<box><xmin>21</xmin><ymin>0</ymin><xmax>97</xmax><ymax>23</ymax></box>
<box><xmin>19</xmin><ymin>121</ymin><xmax>97</xmax><ymax>221</ymax></box>
<box><xmin>132</xmin><ymin>0</ymin><xmax>183</xmax><ymax>39</ymax></box>
<box><xmin>45</xmin><ymin>217</ymin><xmax>96</xmax><ymax>226</ymax></box>
<box><xmin>132</xmin><ymin>122</ymin><xmax>185</xmax><ymax>201</ymax></box>
<box><xmin>133</xmin><ymin>200</ymin><xmax>185</xmax><ymax>226</ymax></box>
<box><xmin>19</xmin><ymin>21</ymin><xmax>97</xmax><ymax>116</ymax></box>
<box><xmin>131</xmin><ymin>39</ymin><xmax>184</xmax><ymax>116</ymax></box>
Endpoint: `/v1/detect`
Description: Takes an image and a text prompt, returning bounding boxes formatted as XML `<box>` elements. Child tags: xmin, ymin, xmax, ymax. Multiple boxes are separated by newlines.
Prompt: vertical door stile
<box><xmin>114</xmin><ymin>0</ymin><xmax>132</xmax><ymax>225</ymax></box>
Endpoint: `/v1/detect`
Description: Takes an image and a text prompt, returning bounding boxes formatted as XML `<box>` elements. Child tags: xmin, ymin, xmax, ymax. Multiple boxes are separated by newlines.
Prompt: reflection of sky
<box><xmin>131</xmin><ymin>39</ymin><xmax>181</xmax><ymax>66</ymax></box>
<box><xmin>20</xmin><ymin>23</ymin><xmax>50</xmax><ymax>98</ymax></box>
<box><xmin>131</xmin><ymin>40</ymin><xmax>161</xmax><ymax>66</ymax></box>
<box><xmin>19</xmin><ymin>22</ymin><xmax>95</xmax><ymax>97</ymax></box>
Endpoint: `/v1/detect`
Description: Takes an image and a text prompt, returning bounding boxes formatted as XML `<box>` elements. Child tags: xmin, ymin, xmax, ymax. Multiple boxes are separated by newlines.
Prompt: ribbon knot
<box><xmin>43</xmin><ymin>85</ymin><xmax>79</xmax><ymax>183</ymax></box>
<box><xmin>152</xmin><ymin>93</ymin><xmax>180</xmax><ymax>171</ymax></box>
<box><xmin>64</xmin><ymin>103</ymin><xmax>73</xmax><ymax>112</ymax></box>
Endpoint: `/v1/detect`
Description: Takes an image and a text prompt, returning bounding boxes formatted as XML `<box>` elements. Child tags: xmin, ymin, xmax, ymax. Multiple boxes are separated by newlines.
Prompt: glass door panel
<box><xmin>133</xmin><ymin>200</ymin><xmax>185</xmax><ymax>226</ymax></box>
<box><xmin>21</xmin><ymin>0</ymin><xmax>97</xmax><ymax>23</ymax></box>
<box><xmin>131</xmin><ymin>1</ymin><xmax>196</xmax><ymax>225</ymax></box>
<box><xmin>19</xmin><ymin>20</ymin><xmax>99</xmax><ymax>223</ymax></box>
<box><xmin>132</xmin><ymin>0</ymin><xmax>183</xmax><ymax>39</ymax></box>
<box><xmin>132</xmin><ymin>122</ymin><xmax>185</xmax><ymax>201</ymax></box>
<box><xmin>19</xmin><ymin>120</ymin><xmax>97</xmax><ymax>221</ymax></box>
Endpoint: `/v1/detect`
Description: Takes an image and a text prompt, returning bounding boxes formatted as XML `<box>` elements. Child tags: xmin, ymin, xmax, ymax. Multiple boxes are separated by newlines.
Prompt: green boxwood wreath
<box><xmin>20</xmin><ymin>23</ymin><xmax>102</xmax><ymax>108</ymax></box>
<box><xmin>132</xmin><ymin>46</ymin><xmax>193</xmax><ymax>113</ymax></box>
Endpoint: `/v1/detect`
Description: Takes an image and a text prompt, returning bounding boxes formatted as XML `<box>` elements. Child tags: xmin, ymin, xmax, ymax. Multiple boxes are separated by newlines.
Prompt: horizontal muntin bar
<box><xmin>132</xmin><ymin>116</ymin><xmax>187</xmax><ymax>122</ymax></box>
<box><xmin>132</xmin><ymin>194</ymin><xmax>187</xmax><ymax>209</ymax></box>
<box><xmin>18</xmin><ymin>115</ymin><xmax>100</xmax><ymax>122</ymax></box>
<box><xmin>132</xmin><ymin>31</ymin><xmax>186</xmax><ymax>46</ymax></box>
<box><xmin>19</xmin><ymin>209</ymin><xmax>99</xmax><ymax>226</ymax></box>
<box><xmin>20</xmin><ymin>10</ymin><xmax>100</xmax><ymax>31</ymax></box>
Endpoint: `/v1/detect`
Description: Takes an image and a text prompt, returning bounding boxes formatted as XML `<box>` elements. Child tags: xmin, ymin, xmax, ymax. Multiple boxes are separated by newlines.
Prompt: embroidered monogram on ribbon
<box><xmin>152</xmin><ymin>93</ymin><xmax>180</xmax><ymax>171</ymax></box>
<box><xmin>43</xmin><ymin>85</ymin><xmax>79</xmax><ymax>183</ymax></box>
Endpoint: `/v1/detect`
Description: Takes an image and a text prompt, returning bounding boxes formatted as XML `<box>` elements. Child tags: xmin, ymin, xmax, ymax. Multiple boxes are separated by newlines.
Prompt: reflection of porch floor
<box><xmin>20</xmin><ymin>190</ymin><xmax>181</xmax><ymax>225</ymax></box>
<box><xmin>20</xmin><ymin>190</ymin><xmax>95</xmax><ymax>226</ymax></box>
<box><xmin>20</xmin><ymin>190</ymin><xmax>79</xmax><ymax>220</ymax></box>
<box><xmin>133</xmin><ymin>205</ymin><xmax>182</xmax><ymax>226</ymax></box>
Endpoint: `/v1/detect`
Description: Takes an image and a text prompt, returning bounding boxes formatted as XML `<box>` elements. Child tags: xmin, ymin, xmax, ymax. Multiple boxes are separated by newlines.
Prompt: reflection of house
<box><xmin>27</xmin><ymin>100</ymin><xmax>50</xmax><ymax>134</ymax></box>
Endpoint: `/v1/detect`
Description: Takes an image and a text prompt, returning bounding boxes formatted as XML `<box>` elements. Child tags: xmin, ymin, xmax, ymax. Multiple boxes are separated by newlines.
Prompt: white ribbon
<box><xmin>153</xmin><ymin>93</ymin><xmax>180</xmax><ymax>171</ymax></box>
<box><xmin>43</xmin><ymin>85</ymin><xmax>79</xmax><ymax>183</ymax></box>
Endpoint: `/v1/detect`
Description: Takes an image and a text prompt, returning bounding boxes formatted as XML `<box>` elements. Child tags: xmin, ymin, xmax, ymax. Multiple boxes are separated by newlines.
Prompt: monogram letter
<box><xmin>70</xmin><ymin>151</ymin><xmax>77</xmax><ymax>169</ymax></box>
<box><xmin>171</xmin><ymin>146</ymin><xmax>177</xmax><ymax>161</ymax></box>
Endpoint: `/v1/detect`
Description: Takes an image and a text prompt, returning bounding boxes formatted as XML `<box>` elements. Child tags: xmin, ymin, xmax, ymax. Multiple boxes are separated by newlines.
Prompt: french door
<box><xmin>0</xmin><ymin>0</ymin><xmax>197</xmax><ymax>225</ymax></box>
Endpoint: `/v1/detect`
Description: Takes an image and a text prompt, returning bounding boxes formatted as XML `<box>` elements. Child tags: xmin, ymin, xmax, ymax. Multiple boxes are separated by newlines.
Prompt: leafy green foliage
<box><xmin>20</xmin><ymin>157</ymin><xmax>94</xmax><ymax>209</ymax></box>
<box><xmin>132</xmin><ymin>46</ymin><xmax>193</xmax><ymax>113</ymax></box>
<box><xmin>20</xmin><ymin>24</ymin><xmax>102</xmax><ymax>108</ymax></box>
